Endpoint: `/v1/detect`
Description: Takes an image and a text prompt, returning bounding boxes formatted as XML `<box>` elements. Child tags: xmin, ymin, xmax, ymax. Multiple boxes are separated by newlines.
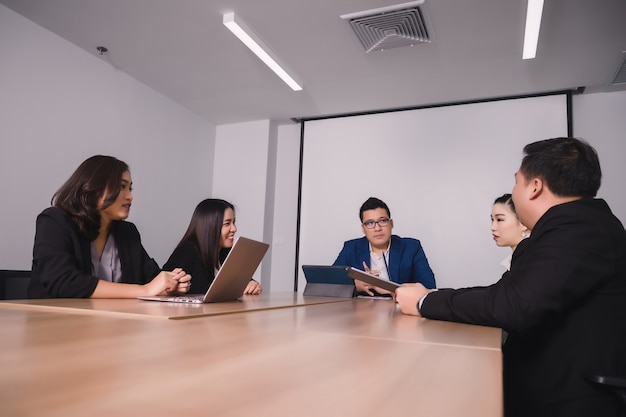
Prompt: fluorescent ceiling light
<box><xmin>223</xmin><ymin>11</ymin><xmax>303</xmax><ymax>91</ymax></box>
<box><xmin>522</xmin><ymin>0</ymin><xmax>544</xmax><ymax>60</ymax></box>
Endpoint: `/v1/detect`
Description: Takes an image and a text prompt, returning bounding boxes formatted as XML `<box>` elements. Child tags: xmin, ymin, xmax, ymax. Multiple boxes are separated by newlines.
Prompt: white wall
<box><xmin>271</xmin><ymin>123</ymin><xmax>301</xmax><ymax>291</ymax></box>
<box><xmin>573</xmin><ymin>89</ymin><xmax>626</xmax><ymax>225</ymax></box>
<box><xmin>213</xmin><ymin>120</ymin><xmax>273</xmax><ymax>286</ymax></box>
<box><xmin>212</xmin><ymin>120</ymin><xmax>301</xmax><ymax>291</ymax></box>
<box><xmin>0</xmin><ymin>5</ymin><xmax>215</xmax><ymax>270</ymax></box>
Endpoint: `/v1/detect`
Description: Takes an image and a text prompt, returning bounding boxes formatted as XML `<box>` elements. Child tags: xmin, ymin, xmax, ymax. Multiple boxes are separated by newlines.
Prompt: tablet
<box><xmin>347</xmin><ymin>267</ymin><xmax>401</xmax><ymax>292</ymax></box>
<box><xmin>301</xmin><ymin>265</ymin><xmax>353</xmax><ymax>285</ymax></box>
<box><xmin>301</xmin><ymin>265</ymin><xmax>355</xmax><ymax>298</ymax></box>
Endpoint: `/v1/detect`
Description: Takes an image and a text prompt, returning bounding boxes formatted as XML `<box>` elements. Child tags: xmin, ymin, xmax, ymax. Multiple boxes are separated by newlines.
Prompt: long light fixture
<box><xmin>223</xmin><ymin>11</ymin><xmax>303</xmax><ymax>91</ymax></box>
<box><xmin>522</xmin><ymin>0</ymin><xmax>544</xmax><ymax>60</ymax></box>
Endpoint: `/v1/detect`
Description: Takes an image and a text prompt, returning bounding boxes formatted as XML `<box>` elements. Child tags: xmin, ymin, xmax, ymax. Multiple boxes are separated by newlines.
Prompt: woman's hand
<box><xmin>143</xmin><ymin>268</ymin><xmax>191</xmax><ymax>296</ymax></box>
<box><xmin>243</xmin><ymin>279</ymin><xmax>263</xmax><ymax>295</ymax></box>
<box><xmin>167</xmin><ymin>268</ymin><xmax>192</xmax><ymax>295</ymax></box>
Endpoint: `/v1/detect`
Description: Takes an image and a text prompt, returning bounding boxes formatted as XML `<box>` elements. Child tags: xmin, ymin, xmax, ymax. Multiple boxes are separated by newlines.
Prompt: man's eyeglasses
<box><xmin>362</xmin><ymin>218</ymin><xmax>391</xmax><ymax>229</ymax></box>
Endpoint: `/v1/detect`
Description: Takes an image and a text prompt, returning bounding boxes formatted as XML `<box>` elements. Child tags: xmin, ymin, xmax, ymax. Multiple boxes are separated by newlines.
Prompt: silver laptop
<box><xmin>138</xmin><ymin>236</ymin><xmax>269</xmax><ymax>303</ymax></box>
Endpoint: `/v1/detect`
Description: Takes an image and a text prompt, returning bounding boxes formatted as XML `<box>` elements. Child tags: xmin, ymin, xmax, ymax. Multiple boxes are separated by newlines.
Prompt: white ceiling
<box><xmin>2</xmin><ymin>0</ymin><xmax>625</xmax><ymax>125</ymax></box>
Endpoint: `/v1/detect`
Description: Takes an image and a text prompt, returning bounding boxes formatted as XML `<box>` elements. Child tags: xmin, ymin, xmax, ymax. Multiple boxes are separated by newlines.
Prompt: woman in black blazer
<box><xmin>29</xmin><ymin>155</ymin><xmax>190</xmax><ymax>298</ymax></box>
<box><xmin>163</xmin><ymin>198</ymin><xmax>262</xmax><ymax>295</ymax></box>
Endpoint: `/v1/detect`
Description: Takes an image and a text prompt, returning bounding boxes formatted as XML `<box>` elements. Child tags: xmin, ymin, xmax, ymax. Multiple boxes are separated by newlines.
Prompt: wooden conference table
<box><xmin>0</xmin><ymin>293</ymin><xmax>502</xmax><ymax>417</ymax></box>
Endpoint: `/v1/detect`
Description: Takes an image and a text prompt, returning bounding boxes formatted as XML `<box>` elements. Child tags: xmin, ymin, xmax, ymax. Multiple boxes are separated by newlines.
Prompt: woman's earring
<box><xmin>521</xmin><ymin>230</ymin><xmax>530</xmax><ymax>238</ymax></box>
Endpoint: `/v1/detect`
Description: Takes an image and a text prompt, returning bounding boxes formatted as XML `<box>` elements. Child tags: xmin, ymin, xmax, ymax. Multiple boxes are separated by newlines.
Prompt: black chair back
<box><xmin>0</xmin><ymin>270</ymin><xmax>31</xmax><ymax>300</ymax></box>
<box><xmin>586</xmin><ymin>373</ymin><xmax>626</xmax><ymax>416</ymax></box>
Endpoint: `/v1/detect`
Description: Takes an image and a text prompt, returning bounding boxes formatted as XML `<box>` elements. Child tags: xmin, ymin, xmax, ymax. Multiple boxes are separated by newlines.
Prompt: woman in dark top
<box><xmin>163</xmin><ymin>198</ymin><xmax>262</xmax><ymax>295</ymax></box>
<box><xmin>29</xmin><ymin>155</ymin><xmax>191</xmax><ymax>298</ymax></box>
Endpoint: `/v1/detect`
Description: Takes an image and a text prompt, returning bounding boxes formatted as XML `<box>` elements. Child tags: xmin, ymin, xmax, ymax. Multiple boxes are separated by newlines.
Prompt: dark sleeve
<box><xmin>421</xmin><ymin>213</ymin><xmax>617</xmax><ymax>333</ymax></box>
<box><xmin>115</xmin><ymin>221</ymin><xmax>160</xmax><ymax>284</ymax></box>
<box><xmin>163</xmin><ymin>242</ymin><xmax>213</xmax><ymax>293</ymax></box>
<box><xmin>29</xmin><ymin>208</ymin><xmax>99</xmax><ymax>298</ymax></box>
<box><xmin>163</xmin><ymin>242</ymin><xmax>201</xmax><ymax>276</ymax></box>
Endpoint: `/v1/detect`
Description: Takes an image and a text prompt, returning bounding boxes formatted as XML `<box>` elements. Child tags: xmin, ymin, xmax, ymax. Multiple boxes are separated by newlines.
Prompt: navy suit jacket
<box><xmin>333</xmin><ymin>235</ymin><xmax>436</xmax><ymax>288</ymax></box>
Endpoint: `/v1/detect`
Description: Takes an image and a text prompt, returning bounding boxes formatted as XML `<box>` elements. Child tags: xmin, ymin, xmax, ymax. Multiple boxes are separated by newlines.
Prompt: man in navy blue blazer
<box><xmin>333</xmin><ymin>197</ymin><xmax>436</xmax><ymax>296</ymax></box>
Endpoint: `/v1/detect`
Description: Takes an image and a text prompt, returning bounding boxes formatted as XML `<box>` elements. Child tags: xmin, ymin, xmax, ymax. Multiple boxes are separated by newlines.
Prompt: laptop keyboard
<box><xmin>162</xmin><ymin>295</ymin><xmax>204</xmax><ymax>303</ymax></box>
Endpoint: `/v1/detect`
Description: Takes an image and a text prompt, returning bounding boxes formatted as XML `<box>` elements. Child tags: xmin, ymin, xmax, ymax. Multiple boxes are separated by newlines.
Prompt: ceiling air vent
<box><xmin>340</xmin><ymin>0</ymin><xmax>432</xmax><ymax>53</ymax></box>
<box><xmin>609</xmin><ymin>51</ymin><xmax>626</xmax><ymax>86</ymax></box>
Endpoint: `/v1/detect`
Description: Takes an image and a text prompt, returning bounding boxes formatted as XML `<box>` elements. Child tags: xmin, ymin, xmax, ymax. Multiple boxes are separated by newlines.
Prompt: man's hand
<box><xmin>396</xmin><ymin>283</ymin><xmax>431</xmax><ymax>316</ymax></box>
<box><xmin>357</xmin><ymin>261</ymin><xmax>385</xmax><ymax>296</ymax></box>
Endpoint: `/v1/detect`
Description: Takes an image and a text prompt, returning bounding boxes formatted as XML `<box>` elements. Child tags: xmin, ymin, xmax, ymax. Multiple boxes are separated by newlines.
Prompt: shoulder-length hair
<box><xmin>52</xmin><ymin>155</ymin><xmax>129</xmax><ymax>240</ymax></box>
<box><xmin>177</xmin><ymin>199</ymin><xmax>235</xmax><ymax>270</ymax></box>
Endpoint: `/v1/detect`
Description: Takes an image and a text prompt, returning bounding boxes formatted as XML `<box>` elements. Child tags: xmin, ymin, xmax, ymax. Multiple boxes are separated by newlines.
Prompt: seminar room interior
<box><xmin>1</xmin><ymin>1</ymin><xmax>626</xmax><ymax>415</ymax></box>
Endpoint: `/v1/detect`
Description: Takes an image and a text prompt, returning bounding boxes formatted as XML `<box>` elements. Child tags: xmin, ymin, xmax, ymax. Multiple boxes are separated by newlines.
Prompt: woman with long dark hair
<box><xmin>29</xmin><ymin>155</ymin><xmax>191</xmax><ymax>298</ymax></box>
<box><xmin>164</xmin><ymin>198</ymin><xmax>262</xmax><ymax>295</ymax></box>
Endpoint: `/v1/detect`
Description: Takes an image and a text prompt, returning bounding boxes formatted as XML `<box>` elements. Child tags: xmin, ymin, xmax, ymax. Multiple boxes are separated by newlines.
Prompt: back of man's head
<box><xmin>520</xmin><ymin>137</ymin><xmax>602</xmax><ymax>198</ymax></box>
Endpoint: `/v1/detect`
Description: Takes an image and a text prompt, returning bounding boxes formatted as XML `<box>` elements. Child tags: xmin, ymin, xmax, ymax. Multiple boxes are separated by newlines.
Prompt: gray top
<box><xmin>91</xmin><ymin>234</ymin><xmax>123</xmax><ymax>283</ymax></box>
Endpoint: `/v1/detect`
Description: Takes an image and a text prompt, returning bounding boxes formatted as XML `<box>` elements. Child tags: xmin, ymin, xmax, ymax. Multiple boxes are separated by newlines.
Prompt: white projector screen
<box><xmin>297</xmin><ymin>94</ymin><xmax>569</xmax><ymax>291</ymax></box>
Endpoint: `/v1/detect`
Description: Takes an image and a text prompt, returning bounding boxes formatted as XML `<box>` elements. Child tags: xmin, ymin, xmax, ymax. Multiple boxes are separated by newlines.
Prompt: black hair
<box><xmin>493</xmin><ymin>193</ymin><xmax>517</xmax><ymax>215</ymax></box>
<box><xmin>520</xmin><ymin>137</ymin><xmax>601</xmax><ymax>198</ymax></box>
<box><xmin>176</xmin><ymin>199</ymin><xmax>235</xmax><ymax>270</ymax></box>
<box><xmin>359</xmin><ymin>197</ymin><xmax>391</xmax><ymax>222</ymax></box>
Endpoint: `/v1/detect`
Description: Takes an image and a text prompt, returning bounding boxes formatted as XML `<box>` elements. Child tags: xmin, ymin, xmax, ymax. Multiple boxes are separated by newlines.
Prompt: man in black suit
<box><xmin>396</xmin><ymin>137</ymin><xmax>626</xmax><ymax>417</ymax></box>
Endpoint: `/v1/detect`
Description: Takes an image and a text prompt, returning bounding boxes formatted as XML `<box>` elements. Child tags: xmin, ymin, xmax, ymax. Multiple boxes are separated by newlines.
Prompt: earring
<box><xmin>521</xmin><ymin>230</ymin><xmax>530</xmax><ymax>238</ymax></box>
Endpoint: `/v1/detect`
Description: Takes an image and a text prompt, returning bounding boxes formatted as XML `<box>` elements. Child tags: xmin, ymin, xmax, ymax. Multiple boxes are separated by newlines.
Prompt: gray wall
<box><xmin>0</xmin><ymin>5</ymin><xmax>216</xmax><ymax>269</ymax></box>
<box><xmin>573</xmin><ymin>90</ymin><xmax>626</xmax><ymax>224</ymax></box>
